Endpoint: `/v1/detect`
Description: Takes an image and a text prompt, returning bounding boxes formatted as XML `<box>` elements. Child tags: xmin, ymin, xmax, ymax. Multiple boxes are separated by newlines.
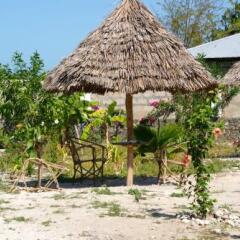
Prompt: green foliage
<box><xmin>4</xmin><ymin>216</ymin><xmax>31</xmax><ymax>223</ymax></box>
<box><xmin>134</xmin><ymin>123</ymin><xmax>185</xmax><ymax>156</ymax></box>
<box><xmin>41</xmin><ymin>220</ymin><xmax>52</xmax><ymax>227</ymax></box>
<box><xmin>207</xmin><ymin>159</ymin><xmax>240</xmax><ymax>173</ymax></box>
<box><xmin>0</xmin><ymin>52</ymin><xmax>90</xmax><ymax>171</ymax></box>
<box><xmin>91</xmin><ymin>186</ymin><xmax>114</xmax><ymax>195</ymax></box>
<box><xmin>82</xmin><ymin>101</ymin><xmax>126</xmax><ymax>143</ymax></box>
<box><xmin>170</xmin><ymin>192</ymin><xmax>186</xmax><ymax>198</ymax></box>
<box><xmin>213</xmin><ymin>1</ymin><xmax>240</xmax><ymax>40</ymax></box>
<box><xmin>0</xmin><ymin>180</ymin><xmax>8</xmax><ymax>192</ymax></box>
<box><xmin>91</xmin><ymin>201</ymin><xmax>124</xmax><ymax>217</ymax></box>
<box><xmin>128</xmin><ymin>188</ymin><xmax>142</xmax><ymax>202</ymax></box>
<box><xmin>183</xmin><ymin>91</ymin><xmax>220</xmax><ymax>218</ymax></box>
<box><xmin>197</xmin><ymin>55</ymin><xmax>240</xmax><ymax>111</ymax></box>
<box><xmin>197</xmin><ymin>54</ymin><xmax>225</xmax><ymax>79</ymax></box>
<box><xmin>158</xmin><ymin>0</ymin><xmax>221</xmax><ymax>47</ymax></box>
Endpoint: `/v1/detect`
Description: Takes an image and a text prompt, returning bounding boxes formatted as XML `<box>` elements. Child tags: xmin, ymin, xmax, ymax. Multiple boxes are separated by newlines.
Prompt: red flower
<box><xmin>213</xmin><ymin>128</ymin><xmax>222</xmax><ymax>139</ymax></box>
<box><xmin>181</xmin><ymin>154</ymin><xmax>191</xmax><ymax>167</ymax></box>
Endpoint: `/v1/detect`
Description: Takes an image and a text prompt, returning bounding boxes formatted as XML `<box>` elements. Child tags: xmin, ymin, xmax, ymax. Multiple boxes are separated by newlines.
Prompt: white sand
<box><xmin>0</xmin><ymin>171</ymin><xmax>239</xmax><ymax>240</ymax></box>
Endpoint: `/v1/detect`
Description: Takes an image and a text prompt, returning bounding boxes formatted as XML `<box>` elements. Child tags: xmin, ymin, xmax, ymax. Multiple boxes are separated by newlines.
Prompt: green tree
<box><xmin>157</xmin><ymin>0</ymin><xmax>223</xmax><ymax>47</ymax></box>
<box><xmin>0</xmin><ymin>52</ymin><xmax>90</xmax><ymax>168</ymax></box>
<box><xmin>213</xmin><ymin>1</ymin><xmax>240</xmax><ymax>40</ymax></box>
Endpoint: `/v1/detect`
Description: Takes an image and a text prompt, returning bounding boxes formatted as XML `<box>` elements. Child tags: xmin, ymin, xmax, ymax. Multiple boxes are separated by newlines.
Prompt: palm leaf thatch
<box><xmin>224</xmin><ymin>62</ymin><xmax>240</xmax><ymax>87</ymax></box>
<box><xmin>43</xmin><ymin>0</ymin><xmax>217</xmax><ymax>94</ymax></box>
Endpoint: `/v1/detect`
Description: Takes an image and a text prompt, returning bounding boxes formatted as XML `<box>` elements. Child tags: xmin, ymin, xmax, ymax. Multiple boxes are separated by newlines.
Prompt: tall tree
<box><xmin>157</xmin><ymin>0</ymin><xmax>223</xmax><ymax>47</ymax></box>
<box><xmin>212</xmin><ymin>0</ymin><xmax>240</xmax><ymax>40</ymax></box>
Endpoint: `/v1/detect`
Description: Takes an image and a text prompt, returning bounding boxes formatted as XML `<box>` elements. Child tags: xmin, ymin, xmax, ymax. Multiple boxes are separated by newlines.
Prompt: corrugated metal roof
<box><xmin>188</xmin><ymin>33</ymin><xmax>240</xmax><ymax>59</ymax></box>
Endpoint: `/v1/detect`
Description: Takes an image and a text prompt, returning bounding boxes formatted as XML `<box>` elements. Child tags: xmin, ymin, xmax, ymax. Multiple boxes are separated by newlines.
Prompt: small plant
<box><xmin>128</xmin><ymin>188</ymin><xmax>142</xmax><ymax>202</ymax></box>
<box><xmin>41</xmin><ymin>220</ymin><xmax>52</xmax><ymax>227</ymax></box>
<box><xmin>5</xmin><ymin>216</ymin><xmax>31</xmax><ymax>223</ymax></box>
<box><xmin>53</xmin><ymin>208</ymin><xmax>65</xmax><ymax>214</ymax></box>
<box><xmin>170</xmin><ymin>192</ymin><xmax>186</xmax><ymax>198</ymax></box>
<box><xmin>107</xmin><ymin>203</ymin><xmax>122</xmax><ymax>217</ymax></box>
<box><xmin>125</xmin><ymin>214</ymin><xmax>146</xmax><ymax>219</ymax></box>
<box><xmin>91</xmin><ymin>200</ymin><xmax>109</xmax><ymax>209</ymax></box>
<box><xmin>91</xmin><ymin>201</ymin><xmax>124</xmax><ymax>217</ymax></box>
<box><xmin>220</xmin><ymin>204</ymin><xmax>232</xmax><ymax>212</ymax></box>
<box><xmin>0</xmin><ymin>206</ymin><xmax>15</xmax><ymax>212</ymax></box>
<box><xmin>52</xmin><ymin>193</ymin><xmax>67</xmax><ymax>200</ymax></box>
<box><xmin>69</xmin><ymin>204</ymin><xmax>82</xmax><ymax>209</ymax></box>
<box><xmin>14</xmin><ymin>216</ymin><xmax>30</xmax><ymax>222</ymax></box>
<box><xmin>50</xmin><ymin>204</ymin><xmax>61</xmax><ymax>208</ymax></box>
<box><xmin>91</xmin><ymin>186</ymin><xmax>113</xmax><ymax>195</ymax></box>
<box><xmin>0</xmin><ymin>199</ymin><xmax>10</xmax><ymax>204</ymax></box>
<box><xmin>0</xmin><ymin>180</ymin><xmax>8</xmax><ymax>192</ymax></box>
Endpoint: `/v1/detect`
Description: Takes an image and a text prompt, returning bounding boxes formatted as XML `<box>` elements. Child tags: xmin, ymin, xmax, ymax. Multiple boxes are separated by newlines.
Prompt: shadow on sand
<box><xmin>15</xmin><ymin>175</ymin><xmax>177</xmax><ymax>189</ymax></box>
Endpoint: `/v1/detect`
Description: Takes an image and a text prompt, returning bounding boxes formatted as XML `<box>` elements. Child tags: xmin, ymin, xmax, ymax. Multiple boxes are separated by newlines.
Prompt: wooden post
<box><xmin>126</xmin><ymin>94</ymin><xmax>134</xmax><ymax>186</ymax></box>
<box><xmin>37</xmin><ymin>164</ymin><xmax>42</xmax><ymax>188</ymax></box>
<box><xmin>162</xmin><ymin>150</ymin><xmax>167</xmax><ymax>184</ymax></box>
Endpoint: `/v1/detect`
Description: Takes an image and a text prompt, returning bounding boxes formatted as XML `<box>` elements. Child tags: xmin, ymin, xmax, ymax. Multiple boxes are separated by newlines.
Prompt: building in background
<box><xmin>189</xmin><ymin>33</ymin><xmax>240</xmax><ymax>72</ymax></box>
<box><xmin>91</xmin><ymin>91</ymin><xmax>171</xmax><ymax>120</ymax></box>
<box><xmin>92</xmin><ymin>34</ymin><xmax>240</xmax><ymax>122</ymax></box>
<box><xmin>189</xmin><ymin>33</ymin><xmax>240</xmax><ymax>120</ymax></box>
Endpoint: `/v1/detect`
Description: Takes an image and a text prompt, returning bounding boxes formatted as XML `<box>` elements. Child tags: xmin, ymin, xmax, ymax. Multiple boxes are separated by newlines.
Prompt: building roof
<box><xmin>188</xmin><ymin>33</ymin><xmax>240</xmax><ymax>59</ymax></box>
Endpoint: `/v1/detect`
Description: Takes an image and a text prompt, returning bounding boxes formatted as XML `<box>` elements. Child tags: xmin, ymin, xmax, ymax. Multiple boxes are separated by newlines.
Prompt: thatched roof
<box><xmin>44</xmin><ymin>0</ymin><xmax>217</xmax><ymax>94</ymax></box>
<box><xmin>224</xmin><ymin>62</ymin><xmax>240</xmax><ymax>87</ymax></box>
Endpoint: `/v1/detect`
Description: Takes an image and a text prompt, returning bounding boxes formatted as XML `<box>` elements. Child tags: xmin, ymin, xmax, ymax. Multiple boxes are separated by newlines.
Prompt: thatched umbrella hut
<box><xmin>224</xmin><ymin>62</ymin><xmax>240</xmax><ymax>87</ymax></box>
<box><xmin>44</xmin><ymin>0</ymin><xmax>217</xmax><ymax>186</ymax></box>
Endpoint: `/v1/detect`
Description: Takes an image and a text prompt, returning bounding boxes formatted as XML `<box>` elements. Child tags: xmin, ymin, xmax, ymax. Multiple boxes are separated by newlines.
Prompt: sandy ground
<box><xmin>0</xmin><ymin>171</ymin><xmax>240</xmax><ymax>240</ymax></box>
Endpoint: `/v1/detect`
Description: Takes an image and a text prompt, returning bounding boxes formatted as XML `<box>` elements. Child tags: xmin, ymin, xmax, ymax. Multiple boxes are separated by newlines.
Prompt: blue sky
<box><xmin>0</xmin><ymin>0</ymin><xmax>159</xmax><ymax>69</ymax></box>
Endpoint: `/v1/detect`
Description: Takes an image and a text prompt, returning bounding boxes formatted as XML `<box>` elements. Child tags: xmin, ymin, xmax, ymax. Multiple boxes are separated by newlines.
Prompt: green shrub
<box><xmin>128</xmin><ymin>188</ymin><xmax>142</xmax><ymax>202</ymax></box>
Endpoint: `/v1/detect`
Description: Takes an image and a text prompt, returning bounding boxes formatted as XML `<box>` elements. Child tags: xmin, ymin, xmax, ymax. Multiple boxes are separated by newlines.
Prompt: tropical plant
<box><xmin>134</xmin><ymin>123</ymin><xmax>185</xmax><ymax>184</ymax></box>
<box><xmin>0</xmin><ymin>52</ymin><xmax>91</xmax><ymax>171</ymax></box>
<box><xmin>82</xmin><ymin>101</ymin><xmax>126</xmax><ymax>145</ymax></box>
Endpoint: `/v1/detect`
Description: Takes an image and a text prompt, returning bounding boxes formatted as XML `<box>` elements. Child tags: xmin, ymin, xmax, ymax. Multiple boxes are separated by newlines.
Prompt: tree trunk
<box><xmin>35</xmin><ymin>143</ymin><xmax>43</xmax><ymax>188</ymax></box>
<box><xmin>155</xmin><ymin>150</ymin><xmax>167</xmax><ymax>184</ymax></box>
<box><xmin>105</xmin><ymin>124</ymin><xmax>109</xmax><ymax>146</ymax></box>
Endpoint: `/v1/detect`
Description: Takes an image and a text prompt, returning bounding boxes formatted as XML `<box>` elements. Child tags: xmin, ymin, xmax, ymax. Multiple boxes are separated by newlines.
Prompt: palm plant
<box><xmin>134</xmin><ymin>123</ymin><xmax>185</xmax><ymax>184</ymax></box>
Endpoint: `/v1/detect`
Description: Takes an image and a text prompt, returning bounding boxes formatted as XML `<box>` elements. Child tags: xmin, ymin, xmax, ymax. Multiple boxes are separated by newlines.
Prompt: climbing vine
<box><xmin>183</xmin><ymin>91</ymin><xmax>222</xmax><ymax>218</ymax></box>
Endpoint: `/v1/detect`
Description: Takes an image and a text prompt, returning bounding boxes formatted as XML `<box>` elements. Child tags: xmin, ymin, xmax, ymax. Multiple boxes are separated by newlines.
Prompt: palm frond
<box><xmin>134</xmin><ymin>125</ymin><xmax>156</xmax><ymax>143</ymax></box>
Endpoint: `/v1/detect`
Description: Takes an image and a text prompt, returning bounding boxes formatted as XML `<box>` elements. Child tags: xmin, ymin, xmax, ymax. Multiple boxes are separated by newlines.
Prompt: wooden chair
<box><xmin>68</xmin><ymin>137</ymin><xmax>107</xmax><ymax>184</ymax></box>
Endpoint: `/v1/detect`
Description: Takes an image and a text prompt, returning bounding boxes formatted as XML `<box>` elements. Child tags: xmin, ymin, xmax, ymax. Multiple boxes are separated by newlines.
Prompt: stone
<box><xmin>214</xmin><ymin>210</ymin><xmax>224</xmax><ymax>218</ymax></box>
<box><xmin>226</xmin><ymin>220</ymin><xmax>236</xmax><ymax>227</ymax></box>
<box><xmin>182</xmin><ymin>219</ymin><xmax>190</xmax><ymax>224</ymax></box>
<box><xmin>195</xmin><ymin>219</ymin><xmax>210</xmax><ymax>226</ymax></box>
<box><xmin>213</xmin><ymin>229</ymin><xmax>222</xmax><ymax>234</ymax></box>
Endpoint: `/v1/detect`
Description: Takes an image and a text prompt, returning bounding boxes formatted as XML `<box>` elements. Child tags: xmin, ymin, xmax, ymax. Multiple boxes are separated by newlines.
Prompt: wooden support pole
<box><xmin>126</xmin><ymin>94</ymin><xmax>134</xmax><ymax>186</ymax></box>
<box><xmin>37</xmin><ymin>164</ymin><xmax>42</xmax><ymax>188</ymax></box>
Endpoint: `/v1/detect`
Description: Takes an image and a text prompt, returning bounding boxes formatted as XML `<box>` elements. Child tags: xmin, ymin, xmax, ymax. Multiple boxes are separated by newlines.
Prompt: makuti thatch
<box><xmin>44</xmin><ymin>0</ymin><xmax>217</xmax><ymax>186</ymax></box>
<box><xmin>44</xmin><ymin>0</ymin><xmax>217</xmax><ymax>94</ymax></box>
<box><xmin>224</xmin><ymin>62</ymin><xmax>240</xmax><ymax>87</ymax></box>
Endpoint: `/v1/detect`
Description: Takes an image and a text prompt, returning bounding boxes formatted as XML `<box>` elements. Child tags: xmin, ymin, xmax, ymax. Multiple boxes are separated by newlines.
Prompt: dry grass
<box><xmin>224</xmin><ymin>61</ymin><xmax>240</xmax><ymax>87</ymax></box>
